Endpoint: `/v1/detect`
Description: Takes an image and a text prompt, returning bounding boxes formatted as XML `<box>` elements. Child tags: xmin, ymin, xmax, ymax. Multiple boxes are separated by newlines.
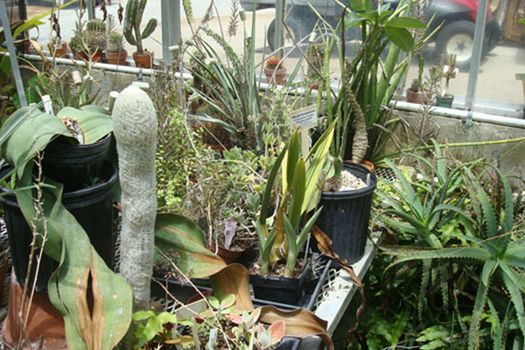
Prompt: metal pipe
<box><xmin>465</xmin><ymin>0</ymin><xmax>489</xmax><ymax>109</ymax></box>
<box><xmin>274</xmin><ymin>0</ymin><xmax>285</xmax><ymax>56</ymax></box>
<box><xmin>161</xmin><ymin>0</ymin><xmax>171</xmax><ymax>64</ymax></box>
<box><xmin>6</xmin><ymin>52</ymin><xmax>193</xmax><ymax>79</ymax></box>
<box><xmin>0</xmin><ymin>0</ymin><xmax>27</xmax><ymax>106</ymax></box>
<box><xmin>391</xmin><ymin>101</ymin><xmax>525</xmax><ymax>129</ymax></box>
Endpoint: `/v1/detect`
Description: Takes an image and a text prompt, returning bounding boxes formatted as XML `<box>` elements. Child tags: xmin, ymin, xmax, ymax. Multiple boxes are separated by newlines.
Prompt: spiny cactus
<box><xmin>86</xmin><ymin>19</ymin><xmax>107</xmax><ymax>52</ymax></box>
<box><xmin>86</xmin><ymin>18</ymin><xmax>106</xmax><ymax>32</ymax></box>
<box><xmin>108</xmin><ymin>31</ymin><xmax>125</xmax><ymax>52</ymax></box>
<box><xmin>112</xmin><ymin>85</ymin><xmax>157</xmax><ymax>310</ymax></box>
<box><xmin>124</xmin><ymin>0</ymin><xmax>158</xmax><ymax>54</ymax></box>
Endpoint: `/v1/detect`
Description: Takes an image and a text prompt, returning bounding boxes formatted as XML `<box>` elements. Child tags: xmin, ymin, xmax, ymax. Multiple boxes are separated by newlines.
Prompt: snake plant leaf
<box><xmin>155</xmin><ymin>213</ymin><xmax>227</xmax><ymax>278</ymax></box>
<box><xmin>16</xmin><ymin>170</ymin><xmax>132</xmax><ymax>350</ymax></box>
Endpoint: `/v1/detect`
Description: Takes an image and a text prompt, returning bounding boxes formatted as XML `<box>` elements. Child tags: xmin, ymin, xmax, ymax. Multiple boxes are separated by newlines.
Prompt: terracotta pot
<box><xmin>406</xmin><ymin>88</ymin><xmax>428</xmax><ymax>104</ymax></box>
<box><xmin>106</xmin><ymin>50</ymin><xmax>128</xmax><ymax>65</ymax></box>
<box><xmin>72</xmin><ymin>49</ymin><xmax>103</xmax><ymax>62</ymax></box>
<box><xmin>264</xmin><ymin>66</ymin><xmax>287</xmax><ymax>85</ymax></box>
<box><xmin>48</xmin><ymin>41</ymin><xmax>68</xmax><ymax>58</ymax></box>
<box><xmin>2</xmin><ymin>272</ymin><xmax>67</xmax><ymax>350</ymax></box>
<box><xmin>133</xmin><ymin>51</ymin><xmax>154</xmax><ymax>68</ymax></box>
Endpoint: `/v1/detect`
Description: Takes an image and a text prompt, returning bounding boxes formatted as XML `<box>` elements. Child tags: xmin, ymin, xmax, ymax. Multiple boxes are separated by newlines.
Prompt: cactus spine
<box><xmin>112</xmin><ymin>86</ymin><xmax>157</xmax><ymax>310</ymax></box>
<box><xmin>124</xmin><ymin>0</ymin><xmax>157</xmax><ymax>54</ymax></box>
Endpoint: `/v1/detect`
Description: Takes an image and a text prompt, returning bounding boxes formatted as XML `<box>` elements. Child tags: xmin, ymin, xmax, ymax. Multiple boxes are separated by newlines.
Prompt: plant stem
<box><xmin>379</xmin><ymin>137</ymin><xmax>525</xmax><ymax>162</ymax></box>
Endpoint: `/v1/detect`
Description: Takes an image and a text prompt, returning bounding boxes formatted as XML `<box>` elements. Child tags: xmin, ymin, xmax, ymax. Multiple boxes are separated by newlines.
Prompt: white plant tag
<box><xmin>42</xmin><ymin>95</ymin><xmax>54</xmax><ymax>115</ymax></box>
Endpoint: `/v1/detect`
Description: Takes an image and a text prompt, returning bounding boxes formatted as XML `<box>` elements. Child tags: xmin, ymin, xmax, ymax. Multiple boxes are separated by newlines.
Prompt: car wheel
<box><xmin>267</xmin><ymin>18</ymin><xmax>307</xmax><ymax>51</ymax></box>
<box><xmin>435</xmin><ymin>20</ymin><xmax>488</xmax><ymax>69</ymax></box>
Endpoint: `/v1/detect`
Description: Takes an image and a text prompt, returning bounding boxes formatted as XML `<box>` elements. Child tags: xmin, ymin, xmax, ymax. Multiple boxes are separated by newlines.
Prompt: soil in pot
<box><xmin>316</xmin><ymin>164</ymin><xmax>377</xmax><ymax>264</ymax></box>
<box><xmin>0</xmin><ymin>161</ymin><xmax>118</xmax><ymax>292</ymax></box>
<box><xmin>42</xmin><ymin>134</ymin><xmax>112</xmax><ymax>192</ymax></box>
<box><xmin>133</xmin><ymin>51</ymin><xmax>154</xmax><ymax>68</ymax></box>
<box><xmin>249</xmin><ymin>259</ymin><xmax>316</xmax><ymax>306</ymax></box>
<box><xmin>106</xmin><ymin>50</ymin><xmax>128</xmax><ymax>65</ymax></box>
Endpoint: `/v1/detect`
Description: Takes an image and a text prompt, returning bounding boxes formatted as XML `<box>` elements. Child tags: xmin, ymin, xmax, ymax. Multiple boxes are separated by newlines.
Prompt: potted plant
<box><xmin>84</xmin><ymin>18</ymin><xmax>107</xmax><ymax>62</ymax></box>
<box><xmin>0</xmin><ymin>104</ymin><xmax>127</xmax><ymax>348</ymax></box>
<box><xmin>106</xmin><ymin>31</ymin><xmax>127</xmax><ymax>65</ymax></box>
<box><xmin>69</xmin><ymin>8</ymin><xmax>87</xmax><ymax>60</ymax></box>
<box><xmin>264</xmin><ymin>55</ymin><xmax>286</xmax><ymax>85</ymax></box>
<box><xmin>312</xmin><ymin>0</ymin><xmax>424</xmax><ymax>263</ymax></box>
<box><xmin>251</xmin><ymin>124</ymin><xmax>335</xmax><ymax>304</ymax></box>
<box><xmin>124</xmin><ymin>0</ymin><xmax>157</xmax><ymax>68</ymax></box>
<box><xmin>406</xmin><ymin>55</ymin><xmax>427</xmax><ymax>104</ymax></box>
<box><xmin>48</xmin><ymin>35</ymin><xmax>68</xmax><ymax>58</ymax></box>
<box><xmin>436</xmin><ymin>54</ymin><xmax>459</xmax><ymax>108</ymax></box>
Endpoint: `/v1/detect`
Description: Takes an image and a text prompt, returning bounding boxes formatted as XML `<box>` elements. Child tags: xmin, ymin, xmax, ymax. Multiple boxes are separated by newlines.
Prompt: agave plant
<box><xmin>387</xmin><ymin>168</ymin><xmax>525</xmax><ymax>350</ymax></box>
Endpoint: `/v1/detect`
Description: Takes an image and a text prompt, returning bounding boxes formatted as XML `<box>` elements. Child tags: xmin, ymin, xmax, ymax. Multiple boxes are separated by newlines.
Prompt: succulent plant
<box><xmin>86</xmin><ymin>18</ymin><xmax>106</xmax><ymax>32</ymax></box>
<box><xmin>86</xmin><ymin>19</ymin><xmax>107</xmax><ymax>52</ymax></box>
<box><xmin>123</xmin><ymin>0</ymin><xmax>158</xmax><ymax>54</ymax></box>
<box><xmin>107</xmin><ymin>31</ymin><xmax>125</xmax><ymax>53</ymax></box>
<box><xmin>265</xmin><ymin>55</ymin><xmax>282</xmax><ymax>70</ymax></box>
<box><xmin>112</xmin><ymin>85</ymin><xmax>157</xmax><ymax>310</ymax></box>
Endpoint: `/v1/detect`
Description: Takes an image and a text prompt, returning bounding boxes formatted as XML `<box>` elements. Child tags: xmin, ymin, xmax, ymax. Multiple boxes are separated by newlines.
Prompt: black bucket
<box><xmin>0</xmin><ymin>161</ymin><xmax>118</xmax><ymax>292</ymax></box>
<box><xmin>316</xmin><ymin>164</ymin><xmax>376</xmax><ymax>264</ymax></box>
<box><xmin>42</xmin><ymin>134</ymin><xmax>112</xmax><ymax>192</ymax></box>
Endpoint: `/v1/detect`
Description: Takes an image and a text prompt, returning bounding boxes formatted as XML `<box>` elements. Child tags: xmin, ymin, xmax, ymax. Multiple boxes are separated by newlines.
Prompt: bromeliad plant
<box><xmin>256</xmin><ymin>122</ymin><xmax>336</xmax><ymax>277</ymax></box>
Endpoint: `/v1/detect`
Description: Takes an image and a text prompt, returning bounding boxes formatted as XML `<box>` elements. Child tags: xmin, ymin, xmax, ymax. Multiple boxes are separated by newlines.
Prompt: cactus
<box><xmin>108</xmin><ymin>31</ymin><xmax>125</xmax><ymax>52</ymax></box>
<box><xmin>112</xmin><ymin>86</ymin><xmax>157</xmax><ymax>310</ymax></box>
<box><xmin>123</xmin><ymin>0</ymin><xmax>157</xmax><ymax>54</ymax></box>
<box><xmin>86</xmin><ymin>19</ymin><xmax>107</xmax><ymax>52</ymax></box>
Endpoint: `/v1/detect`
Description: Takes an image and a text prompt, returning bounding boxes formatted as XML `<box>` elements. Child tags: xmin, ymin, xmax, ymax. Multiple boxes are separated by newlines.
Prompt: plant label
<box><xmin>291</xmin><ymin>105</ymin><xmax>318</xmax><ymax>130</ymax></box>
<box><xmin>42</xmin><ymin>95</ymin><xmax>54</xmax><ymax>115</ymax></box>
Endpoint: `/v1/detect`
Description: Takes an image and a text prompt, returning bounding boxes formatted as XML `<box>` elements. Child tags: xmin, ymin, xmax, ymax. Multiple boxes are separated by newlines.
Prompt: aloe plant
<box><xmin>387</xmin><ymin>168</ymin><xmax>525</xmax><ymax>350</ymax></box>
<box><xmin>256</xmin><ymin>121</ymin><xmax>336</xmax><ymax>277</ymax></box>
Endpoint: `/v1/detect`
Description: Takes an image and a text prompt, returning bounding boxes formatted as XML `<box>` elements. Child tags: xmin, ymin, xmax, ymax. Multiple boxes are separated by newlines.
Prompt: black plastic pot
<box><xmin>316</xmin><ymin>164</ymin><xmax>377</xmax><ymax>264</ymax></box>
<box><xmin>0</xmin><ymin>161</ymin><xmax>118</xmax><ymax>292</ymax></box>
<box><xmin>42</xmin><ymin>134</ymin><xmax>112</xmax><ymax>192</ymax></box>
<box><xmin>250</xmin><ymin>261</ymin><xmax>316</xmax><ymax>306</ymax></box>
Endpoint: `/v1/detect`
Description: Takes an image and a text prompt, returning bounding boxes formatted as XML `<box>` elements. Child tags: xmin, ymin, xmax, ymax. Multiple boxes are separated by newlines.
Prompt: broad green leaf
<box><xmin>285</xmin><ymin>131</ymin><xmax>301</xmax><ymax>194</ymax></box>
<box><xmin>288</xmin><ymin>159</ymin><xmax>306</xmax><ymax>228</ymax></box>
<box><xmin>387</xmin><ymin>16</ymin><xmax>426</xmax><ymax>29</ymax></box>
<box><xmin>384</xmin><ymin>27</ymin><xmax>414</xmax><ymax>52</ymax></box>
<box><xmin>57</xmin><ymin>106</ymin><xmax>112</xmax><ymax>144</ymax></box>
<box><xmin>155</xmin><ymin>213</ymin><xmax>227</xmax><ymax>278</ymax></box>
<box><xmin>16</xmin><ymin>169</ymin><xmax>132</xmax><ymax>350</ymax></box>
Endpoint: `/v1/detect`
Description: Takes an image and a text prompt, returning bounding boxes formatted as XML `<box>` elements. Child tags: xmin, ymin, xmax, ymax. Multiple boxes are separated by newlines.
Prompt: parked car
<box><xmin>245</xmin><ymin>0</ymin><xmax>500</xmax><ymax>68</ymax></box>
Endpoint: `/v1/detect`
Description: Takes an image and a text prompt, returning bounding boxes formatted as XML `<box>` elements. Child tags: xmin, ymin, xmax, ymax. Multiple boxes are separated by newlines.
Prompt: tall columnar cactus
<box><xmin>124</xmin><ymin>0</ymin><xmax>157</xmax><ymax>54</ymax></box>
<box><xmin>112</xmin><ymin>85</ymin><xmax>157</xmax><ymax>310</ymax></box>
